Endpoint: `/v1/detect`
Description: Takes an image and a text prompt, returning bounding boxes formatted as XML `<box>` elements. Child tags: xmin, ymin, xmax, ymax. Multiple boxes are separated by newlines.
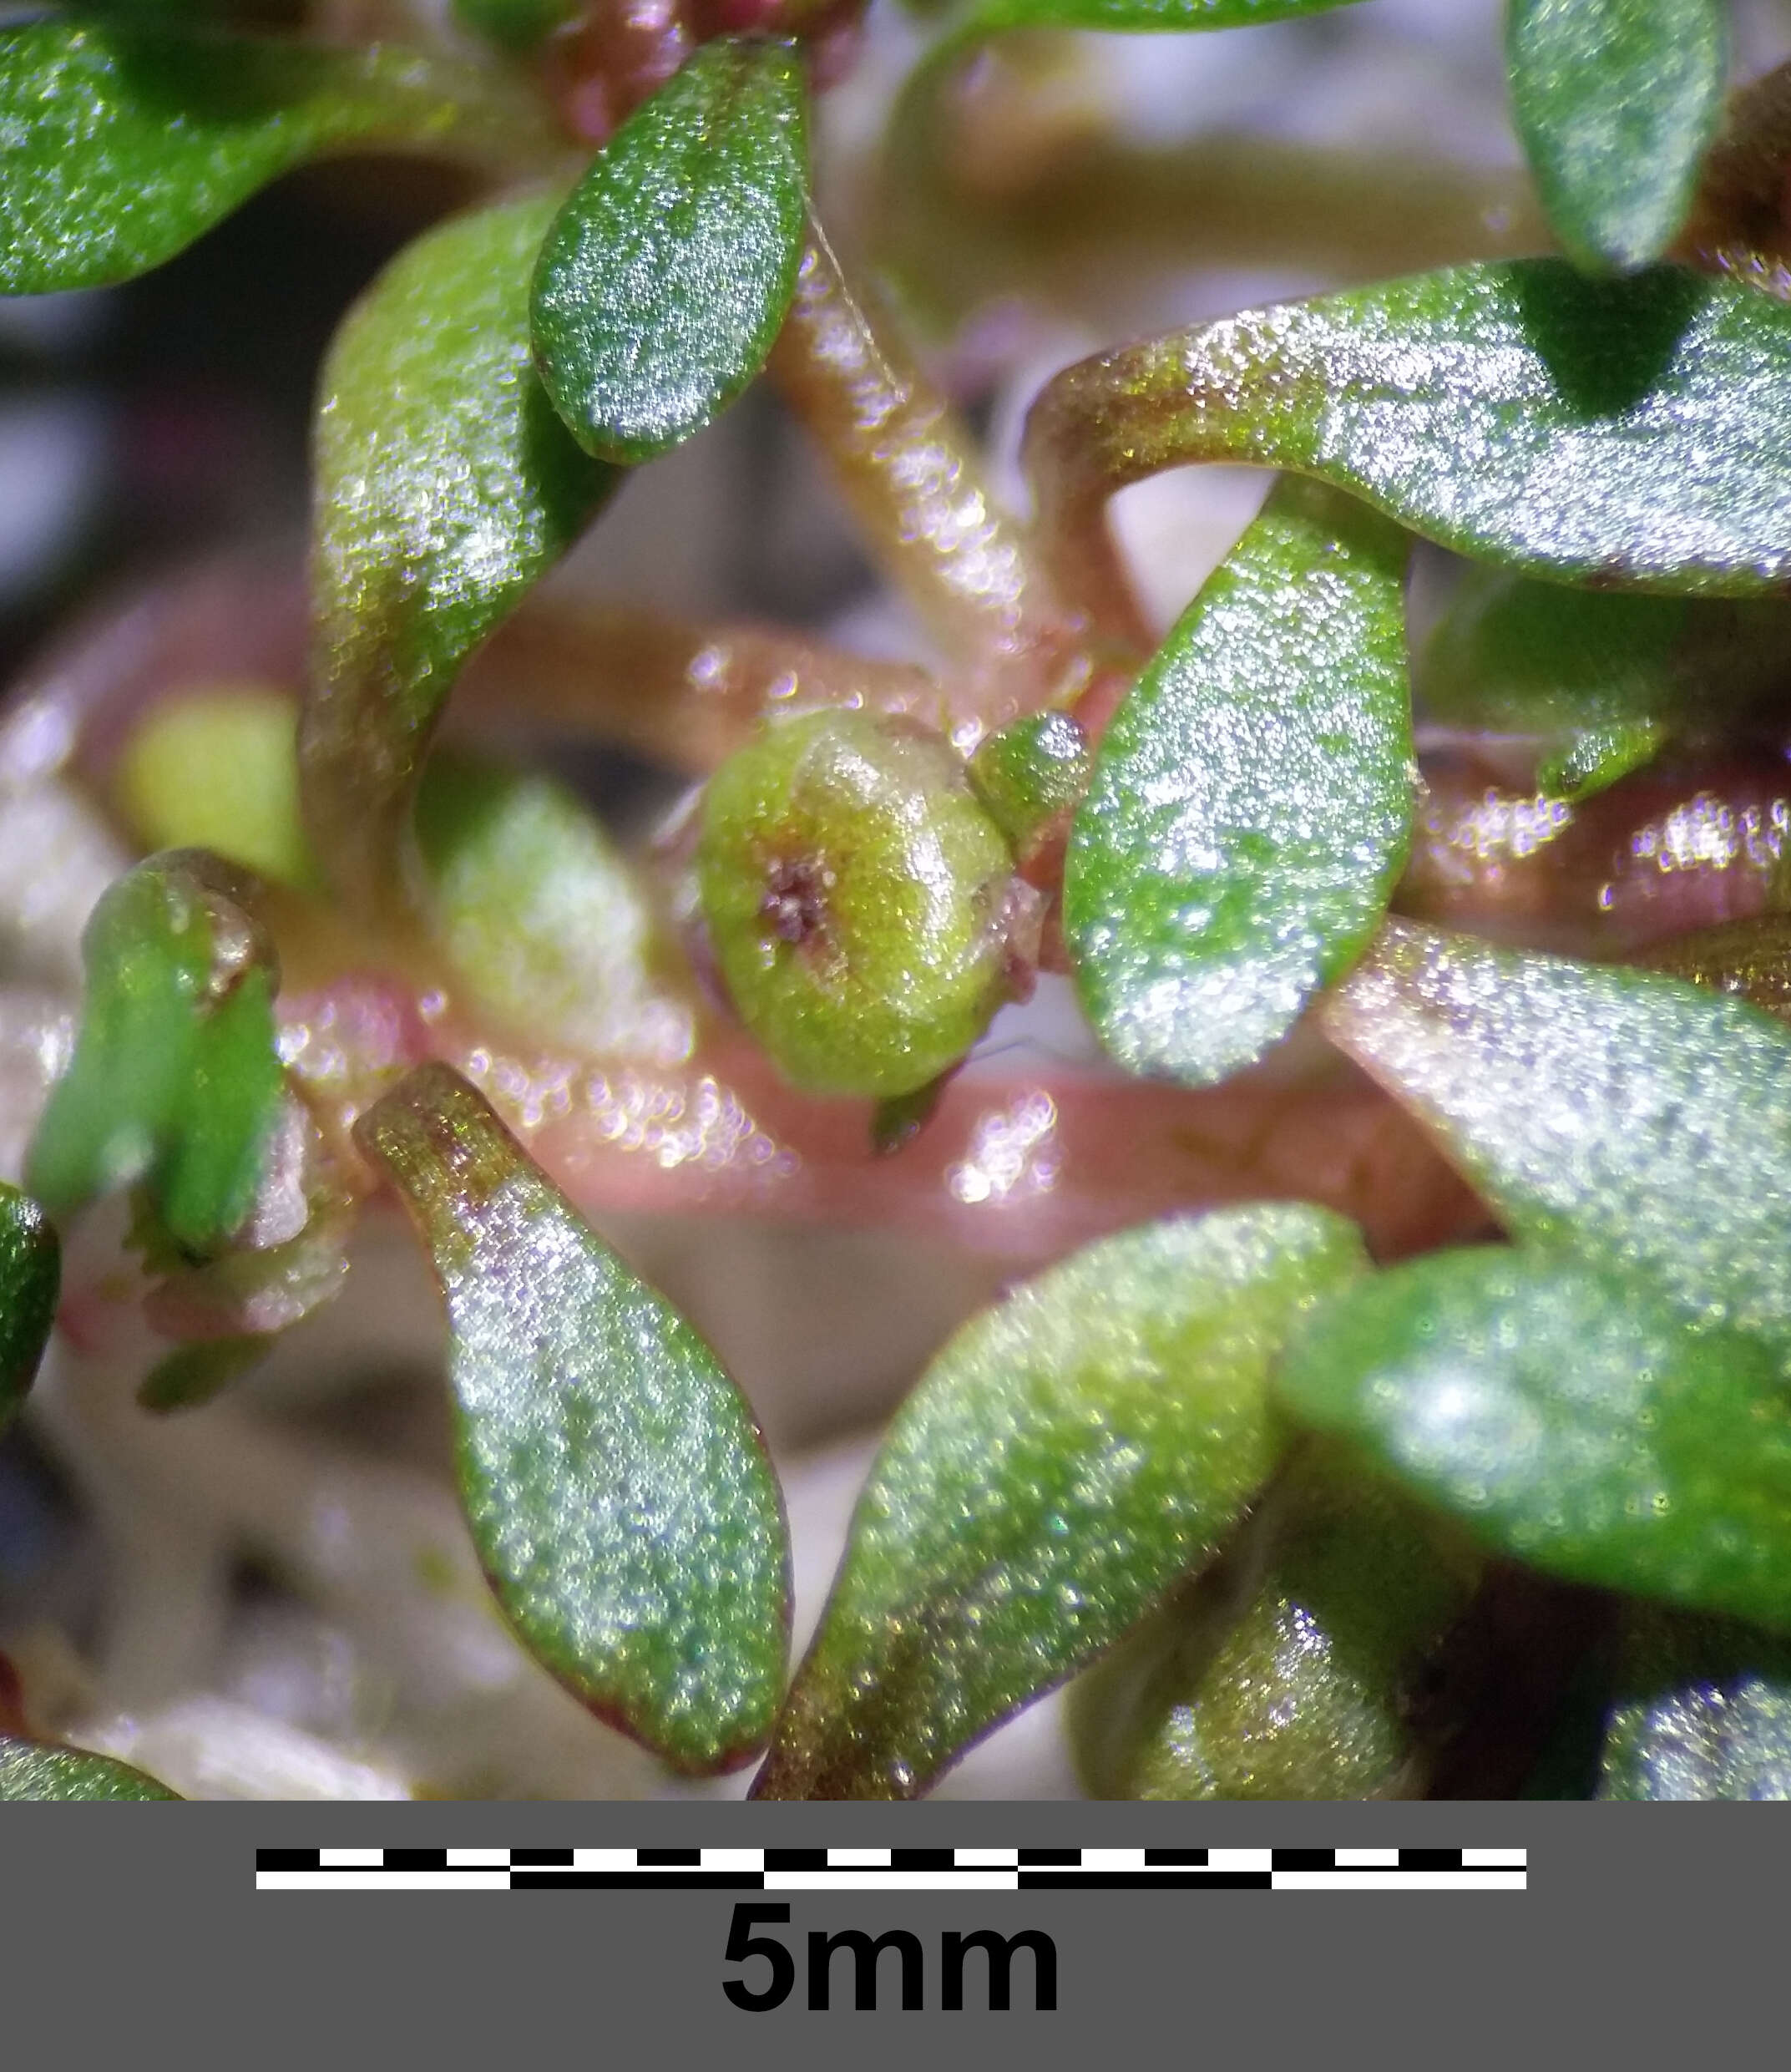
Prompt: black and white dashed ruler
<box><xmin>257</xmin><ymin>1845</ymin><xmax>1525</xmax><ymax>1892</ymax></box>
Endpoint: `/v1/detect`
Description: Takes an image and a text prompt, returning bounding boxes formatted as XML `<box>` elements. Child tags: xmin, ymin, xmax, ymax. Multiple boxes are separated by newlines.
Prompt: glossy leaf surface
<box><xmin>1065</xmin><ymin>477</ymin><xmax>1411</xmax><ymax>1087</ymax></box>
<box><xmin>532</xmin><ymin>38</ymin><xmax>809</xmax><ymax>462</ymax></box>
<box><xmin>0</xmin><ymin>20</ymin><xmax>534</xmax><ymax>293</ymax></box>
<box><xmin>1028</xmin><ymin>263</ymin><xmax>1791</xmax><ymax>610</ymax></box>
<box><xmin>1072</xmin><ymin>1454</ymin><xmax>1476</xmax><ymax>1799</ymax></box>
<box><xmin>1600</xmin><ymin>1608</ymin><xmax>1791</xmax><ymax>1800</ymax></box>
<box><xmin>0</xmin><ymin>1187</ymin><xmax>58</xmax><ymax>1435</ymax></box>
<box><xmin>1278</xmin><ymin>1247</ymin><xmax>1791</xmax><ymax>1632</ymax></box>
<box><xmin>752</xmin><ymin>1204</ymin><xmax>1368</xmax><ymax>1799</ymax></box>
<box><xmin>966</xmin><ymin>710</ymin><xmax>1090</xmax><ymax>859</ymax></box>
<box><xmin>1415</xmin><ymin>566</ymin><xmax>1791</xmax><ymax>791</ymax></box>
<box><xmin>305</xmin><ymin>193</ymin><xmax>621</xmax><ymax>912</ymax></box>
<box><xmin>0</xmin><ymin>1735</ymin><xmax>179</xmax><ymax>1801</ymax></box>
<box><xmin>1326</xmin><ymin>921</ymin><xmax>1791</xmax><ymax>1362</ymax></box>
<box><xmin>1507</xmin><ymin>0</ymin><xmax>1724</xmax><ymax>272</ymax></box>
<box><xmin>955</xmin><ymin>0</ymin><xmax>1365</xmax><ymax>28</ymax></box>
<box><xmin>357</xmin><ymin>1064</ymin><xmax>788</xmax><ymax>1773</ymax></box>
<box><xmin>28</xmin><ymin>853</ymin><xmax>281</xmax><ymax>1254</ymax></box>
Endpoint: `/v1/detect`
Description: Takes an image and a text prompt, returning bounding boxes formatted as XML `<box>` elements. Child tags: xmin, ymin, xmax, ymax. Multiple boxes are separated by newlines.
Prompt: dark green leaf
<box><xmin>138</xmin><ymin>1332</ymin><xmax>274</xmax><ymax>1412</ymax></box>
<box><xmin>1507</xmin><ymin>0</ymin><xmax>1725</xmax><ymax>272</ymax></box>
<box><xmin>453</xmin><ymin>0</ymin><xmax>579</xmax><ymax>53</ymax></box>
<box><xmin>1070</xmin><ymin>1451</ymin><xmax>1478</xmax><ymax>1799</ymax></box>
<box><xmin>966</xmin><ymin>709</ymin><xmax>1090</xmax><ymax>858</ymax></box>
<box><xmin>0</xmin><ymin>1734</ymin><xmax>180</xmax><ymax>1800</ymax></box>
<box><xmin>1414</xmin><ymin>568</ymin><xmax>1791</xmax><ymax>798</ymax></box>
<box><xmin>1535</xmin><ymin>717</ymin><xmax>1666</xmax><ymax>802</ymax></box>
<box><xmin>751</xmin><ymin>1204</ymin><xmax>1368</xmax><ymax>1799</ymax></box>
<box><xmin>356</xmin><ymin>1062</ymin><xmax>789</xmax><ymax>1774</ymax></box>
<box><xmin>27</xmin><ymin>852</ymin><xmax>282</xmax><ymax>1254</ymax></box>
<box><xmin>951</xmin><ymin>0</ymin><xmax>1365</xmax><ymax>28</ymax></box>
<box><xmin>0</xmin><ymin>20</ymin><xmax>544</xmax><ymax>294</ymax></box>
<box><xmin>1065</xmin><ymin>476</ymin><xmax>1411</xmax><ymax>1087</ymax></box>
<box><xmin>303</xmin><ymin>193</ymin><xmax>622</xmax><ymax>914</ymax></box>
<box><xmin>1029</xmin><ymin>262</ymin><xmax>1791</xmax><ymax>604</ymax></box>
<box><xmin>1277</xmin><ymin>1247</ymin><xmax>1791</xmax><ymax>1633</ymax></box>
<box><xmin>1324</xmin><ymin>920</ymin><xmax>1791</xmax><ymax>1364</ymax></box>
<box><xmin>532</xmin><ymin>38</ymin><xmax>809</xmax><ymax>463</ymax></box>
<box><xmin>0</xmin><ymin>1186</ymin><xmax>58</xmax><ymax>1435</ymax></box>
<box><xmin>1600</xmin><ymin>1608</ymin><xmax>1791</xmax><ymax>1799</ymax></box>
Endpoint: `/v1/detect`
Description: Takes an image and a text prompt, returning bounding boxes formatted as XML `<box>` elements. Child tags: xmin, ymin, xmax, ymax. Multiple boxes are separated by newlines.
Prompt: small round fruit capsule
<box><xmin>696</xmin><ymin>710</ymin><xmax>1020</xmax><ymax>1098</ymax></box>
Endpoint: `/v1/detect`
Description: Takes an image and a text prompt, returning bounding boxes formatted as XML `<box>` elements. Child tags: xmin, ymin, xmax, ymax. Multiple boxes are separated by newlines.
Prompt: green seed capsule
<box><xmin>696</xmin><ymin>710</ymin><xmax>1019</xmax><ymax>1098</ymax></box>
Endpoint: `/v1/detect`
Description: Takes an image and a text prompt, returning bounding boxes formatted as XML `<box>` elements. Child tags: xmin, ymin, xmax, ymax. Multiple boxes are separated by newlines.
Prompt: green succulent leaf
<box><xmin>532</xmin><ymin>37</ymin><xmax>810</xmax><ymax>463</ymax></box>
<box><xmin>303</xmin><ymin>192</ymin><xmax>622</xmax><ymax>914</ymax></box>
<box><xmin>27</xmin><ymin>852</ymin><xmax>282</xmax><ymax>1254</ymax></box>
<box><xmin>1638</xmin><ymin>914</ymin><xmax>1791</xmax><ymax>1021</ymax></box>
<box><xmin>966</xmin><ymin>710</ymin><xmax>1090</xmax><ymax>859</ymax></box>
<box><xmin>1506</xmin><ymin>0</ymin><xmax>1725</xmax><ymax>273</ymax></box>
<box><xmin>356</xmin><ymin>1062</ymin><xmax>789</xmax><ymax>1774</ymax></box>
<box><xmin>0</xmin><ymin>1187</ymin><xmax>59</xmax><ymax>1435</ymax></box>
<box><xmin>0</xmin><ymin>20</ymin><xmax>544</xmax><ymax>294</ymax></box>
<box><xmin>414</xmin><ymin>752</ymin><xmax>683</xmax><ymax>1061</ymax></box>
<box><xmin>1325</xmin><ymin>921</ymin><xmax>1791</xmax><ymax>1364</ymax></box>
<box><xmin>1030</xmin><ymin>262</ymin><xmax>1791</xmax><ymax>600</ymax></box>
<box><xmin>751</xmin><ymin>1204</ymin><xmax>1369</xmax><ymax>1800</ymax></box>
<box><xmin>1277</xmin><ymin>1247</ymin><xmax>1791</xmax><ymax>1634</ymax></box>
<box><xmin>1415</xmin><ymin>566</ymin><xmax>1791</xmax><ymax>798</ymax></box>
<box><xmin>947</xmin><ymin>0</ymin><xmax>1366</xmax><ymax>28</ymax></box>
<box><xmin>1071</xmin><ymin>1451</ymin><xmax>1478</xmax><ymax>1800</ymax></box>
<box><xmin>1065</xmin><ymin>476</ymin><xmax>1412</xmax><ymax>1088</ymax></box>
<box><xmin>453</xmin><ymin>0</ymin><xmax>579</xmax><ymax>54</ymax></box>
<box><xmin>1599</xmin><ymin>1608</ymin><xmax>1791</xmax><ymax>1800</ymax></box>
<box><xmin>0</xmin><ymin>1734</ymin><xmax>180</xmax><ymax>1801</ymax></box>
<box><xmin>138</xmin><ymin>1331</ymin><xmax>275</xmax><ymax>1413</ymax></box>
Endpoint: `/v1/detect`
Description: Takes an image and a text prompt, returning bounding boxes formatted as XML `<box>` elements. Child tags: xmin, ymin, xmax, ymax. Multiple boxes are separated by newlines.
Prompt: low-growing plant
<box><xmin>3</xmin><ymin>0</ymin><xmax>1791</xmax><ymax>1801</ymax></box>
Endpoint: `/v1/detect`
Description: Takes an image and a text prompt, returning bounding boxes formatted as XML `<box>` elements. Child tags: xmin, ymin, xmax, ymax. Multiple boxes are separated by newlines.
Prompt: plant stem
<box><xmin>767</xmin><ymin>217</ymin><xmax>1098</xmax><ymax>734</ymax></box>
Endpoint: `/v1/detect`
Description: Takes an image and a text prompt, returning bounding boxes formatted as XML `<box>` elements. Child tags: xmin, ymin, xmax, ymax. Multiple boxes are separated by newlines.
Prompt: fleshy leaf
<box><xmin>966</xmin><ymin>710</ymin><xmax>1090</xmax><ymax>859</ymax></box>
<box><xmin>532</xmin><ymin>38</ymin><xmax>809</xmax><ymax>463</ymax></box>
<box><xmin>1599</xmin><ymin>1608</ymin><xmax>1791</xmax><ymax>1800</ymax></box>
<box><xmin>27</xmin><ymin>852</ymin><xmax>282</xmax><ymax>1254</ymax></box>
<box><xmin>413</xmin><ymin>751</ymin><xmax>686</xmax><ymax>1061</ymax></box>
<box><xmin>117</xmin><ymin>685</ymin><xmax>318</xmax><ymax>891</ymax></box>
<box><xmin>1536</xmin><ymin>717</ymin><xmax>1667</xmax><ymax>802</ymax></box>
<box><xmin>1026</xmin><ymin>262</ymin><xmax>1791</xmax><ymax>628</ymax></box>
<box><xmin>751</xmin><ymin>1203</ymin><xmax>1369</xmax><ymax>1800</ymax></box>
<box><xmin>138</xmin><ymin>1332</ymin><xmax>275</xmax><ymax>1412</ymax></box>
<box><xmin>453</xmin><ymin>0</ymin><xmax>579</xmax><ymax>53</ymax></box>
<box><xmin>0</xmin><ymin>1186</ymin><xmax>59</xmax><ymax>1435</ymax></box>
<box><xmin>1506</xmin><ymin>0</ymin><xmax>1725</xmax><ymax>273</ymax></box>
<box><xmin>355</xmin><ymin>1062</ymin><xmax>789</xmax><ymax>1773</ymax></box>
<box><xmin>1070</xmin><ymin>1451</ymin><xmax>1478</xmax><ymax>1799</ymax></box>
<box><xmin>1323</xmin><ymin>921</ymin><xmax>1791</xmax><ymax>1363</ymax></box>
<box><xmin>1277</xmin><ymin>1247</ymin><xmax>1791</xmax><ymax>1634</ymax></box>
<box><xmin>303</xmin><ymin>192</ymin><xmax>622</xmax><ymax>913</ymax></box>
<box><xmin>0</xmin><ymin>20</ymin><xmax>544</xmax><ymax>294</ymax></box>
<box><xmin>0</xmin><ymin>1735</ymin><xmax>180</xmax><ymax>1801</ymax></box>
<box><xmin>1065</xmin><ymin>476</ymin><xmax>1412</xmax><ymax>1088</ymax></box>
<box><xmin>1414</xmin><ymin>565</ymin><xmax>1791</xmax><ymax>790</ymax></box>
<box><xmin>950</xmin><ymin>0</ymin><xmax>1365</xmax><ymax>28</ymax></box>
<box><xmin>1639</xmin><ymin>914</ymin><xmax>1791</xmax><ymax>1021</ymax></box>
